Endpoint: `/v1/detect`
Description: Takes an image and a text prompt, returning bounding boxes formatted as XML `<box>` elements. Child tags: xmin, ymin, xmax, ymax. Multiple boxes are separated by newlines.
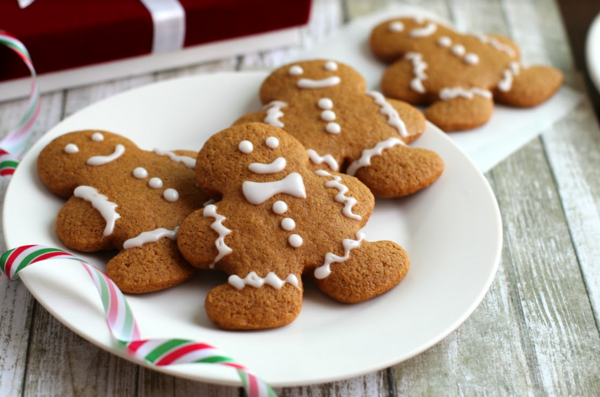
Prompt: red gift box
<box><xmin>0</xmin><ymin>0</ymin><xmax>311</xmax><ymax>83</ymax></box>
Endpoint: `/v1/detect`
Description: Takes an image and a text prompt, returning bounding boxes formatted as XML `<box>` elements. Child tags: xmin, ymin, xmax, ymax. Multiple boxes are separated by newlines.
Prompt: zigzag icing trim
<box><xmin>203</xmin><ymin>204</ymin><xmax>233</xmax><ymax>269</ymax></box>
<box><xmin>315</xmin><ymin>170</ymin><xmax>361</xmax><ymax>220</ymax></box>
<box><xmin>314</xmin><ymin>232</ymin><xmax>365</xmax><ymax>279</ymax></box>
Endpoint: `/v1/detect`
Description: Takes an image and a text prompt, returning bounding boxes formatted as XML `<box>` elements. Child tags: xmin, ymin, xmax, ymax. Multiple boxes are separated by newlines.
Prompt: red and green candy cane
<box><xmin>0</xmin><ymin>245</ymin><xmax>277</xmax><ymax>397</ymax></box>
<box><xmin>0</xmin><ymin>31</ymin><xmax>41</xmax><ymax>176</ymax></box>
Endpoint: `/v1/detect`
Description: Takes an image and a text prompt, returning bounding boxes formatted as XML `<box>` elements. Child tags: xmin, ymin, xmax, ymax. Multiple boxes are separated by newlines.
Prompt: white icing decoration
<box><xmin>437</xmin><ymin>36</ymin><xmax>452</xmax><ymax>47</ymax></box>
<box><xmin>288</xmin><ymin>234</ymin><xmax>303</xmax><ymax>247</ymax></box>
<box><xmin>315</xmin><ymin>170</ymin><xmax>361</xmax><ymax>220</ymax></box>
<box><xmin>409</xmin><ymin>22</ymin><xmax>437</xmax><ymax>38</ymax></box>
<box><xmin>321</xmin><ymin>110</ymin><xmax>336</xmax><ymax>121</ymax></box>
<box><xmin>326</xmin><ymin>123</ymin><xmax>341</xmax><ymax>134</ymax></box>
<box><xmin>91</xmin><ymin>132</ymin><xmax>104</xmax><ymax>142</ymax></box>
<box><xmin>86</xmin><ymin>144</ymin><xmax>125</xmax><ymax>166</ymax></box>
<box><xmin>281</xmin><ymin>218</ymin><xmax>296</xmax><ymax>231</ymax></box>
<box><xmin>243</xmin><ymin>172</ymin><xmax>306</xmax><ymax>205</ymax></box>
<box><xmin>439</xmin><ymin>87</ymin><xmax>493</xmax><ymax>101</ymax></box>
<box><xmin>203</xmin><ymin>204</ymin><xmax>233</xmax><ymax>269</ymax></box>
<box><xmin>297</xmin><ymin>77</ymin><xmax>341</xmax><ymax>89</ymax></box>
<box><xmin>497</xmin><ymin>62</ymin><xmax>521</xmax><ymax>92</ymax></box>
<box><xmin>73</xmin><ymin>186</ymin><xmax>120</xmax><ymax>236</ymax></box>
<box><xmin>149</xmin><ymin>177</ymin><xmax>163</xmax><ymax>188</ymax></box>
<box><xmin>324</xmin><ymin>61</ymin><xmax>338</xmax><ymax>71</ymax></box>
<box><xmin>366</xmin><ymin>91</ymin><xmax>411</xmax><ymax>139</ymax></box>
<box><xmin>346</xmin><ymin>137</ymin><xmax>405</xmax><ymax>176</ymax></box>
<box><xmin>203</xmin><ymin>198</ymin><xmax>217</xmax><ymax>207</ymax></box>
<box><xmin>272</xmin><ymin>200</ymin><xmax>288</xmax><ymax>214</ymax></box>
<box><xmin>248</xmin><ymin>157</ymin><xmax>287</xmax><ymax>174</ymax></box>
<box><xmin>388</xmin><ymin>21</ymin><xmax>404</xmax><ymax>32</ymax></box>
<box><xmin>476</xmin><ymin>34</ymin><xmax>516</xmax><ymax>58</ymax></box>
<box><xmin>307</xmin><ymin>149</ymin><xmax>339</xmax><ymax>171</ymax></box>
<box><xmin>266</xmin><ymin>137</ymin><xmax>279</xmax><ymax>148</ymax></box>
<box><xmin>451</xmin><ymin>44</ymin><xmax>466</xmax><ymax>56</ymax></box>
<box><xmin>163</xmin><ymin>188</ymin><xmax>179</xmax><ymax>202</ymax></box>
<box><xmin>289</xmin><ymin>65</ymin><xmax>303</xmax><ymax>76</ymax></box>
<box><xmin>263</xmin><ymin>100</ymin><xmax>287</xmax><ymax>128</ymax></box>
<box><xmin>133</xmin><ymin>167</ymin><xmax>148</xmax><ymax>179</ymax></box>
<box><xmin>464</xmin><ymin>53</ymin><xmax>479</xmax><ymax>65</ymax></box>
<box><xmin>413</xmin><ymin>16</ymin><xmax>425</xmax><ymax>23</ymax></box>
<box><xmin>318</xmin><ymin>98</ymin><xmax>333</xmax><ymax>109</ymax></box>
<box><xmin>229</xmin><ymin>272</ymin><xmax>299</xmax><ymax>290</ymax></box>
<box><xmin>64</xmin><ymin>144</ymin><xmax>79</xmax><ymax>154</ymax></box>
<box><xmin>405</xmin><ymin>52</ymin><xmax>427</xmax><ymax>94</ymax></box>
<box><xmin>238</xmin><ymin>140</ymin><xmax>253</xmax><ymax>154</ymax></box>
<box><xmin>153</xmin><ymin>149</ymin><xmax>196</xmax><ymax>169</ymax></box>
<box><xmin>123</xmin><ymin>227</ymin><xmax>178</xmax><ymax>249</ymax></box>
<box><xmin>314</xmin><ymin>232</ymin><xmax>365</xmax><ymax>279</ymax></box>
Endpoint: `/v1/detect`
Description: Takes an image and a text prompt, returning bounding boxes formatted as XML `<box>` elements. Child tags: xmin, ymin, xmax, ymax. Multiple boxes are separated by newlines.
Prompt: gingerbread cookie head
<box><xmin>259</xmin><ymin>60</ymin><xmax>366</xmax><ymax>104</ymax></box>
<box><xmin>370</xmin><ymin>18</ymin><xmax>563</xmax><ymax>131</ymax></box>
<box><xmin>38</xmin><ymin>130</ymin><xmax>208</xmax><ymax>293</ymax></box>
<box><xmin>234</xmin><ymin>59</ymin><xmax>444</xmax><ymax>198</ymax></box>
<box><xmin>178</xmin><ymin>123</ymin><xmax>410</xmax><ymax>330</ymax></box>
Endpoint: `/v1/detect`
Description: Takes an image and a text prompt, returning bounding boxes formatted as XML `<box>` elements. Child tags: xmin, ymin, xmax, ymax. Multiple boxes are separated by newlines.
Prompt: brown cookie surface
<box><xmin>234</xmin><ymin>60</ymin><xmax>444</xmax><ymax>198</ymax></box>
<box><xmin>370</xmin><ymin>18</ymin><xmax>563</xmax><ymax>131</ymax></box>
<box><xmin>38</xmin><ymin>130</ymin><xmax>208</xmax><ymax>293</ymax></box>
<box><xmin>177</xmin><ymin>123</ymin><xmax>410</xmax><ymax>330</ymax></box>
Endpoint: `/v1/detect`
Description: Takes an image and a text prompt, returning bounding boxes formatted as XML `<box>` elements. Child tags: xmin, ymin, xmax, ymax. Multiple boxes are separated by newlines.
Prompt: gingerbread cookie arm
<box><xmin>348</xmin><ymin>143</ymin><xmax>444</xmax><ymax>198</ymax></box>
<box><xmin>178</xmin><ymin>206</ymin><xmax>232</xmax><ymax>270</ymax></box>
<box><xmin>107</xmin><ymin>238</ymin><xmax>195</xmax><ymax>294</ymax></box>
<box><xmin>493</xmin><ymin>65</ymin><xmax>563</xmax><ymax>107</ymax></box>
<box><xmin>56</xmin><ymin>196</ymin><xmax>115</xmax><ymax>252</ymax></box>
<box><xmin>205</xmin><ymin>275</ymin><xmax>303</xmax><ymax>330</ymax></box>
<box><xmin>486</xmin><ymin>34</ymin><xmax>520</xmax><ymax>60</ymax></box>
<box><xmin>425</xmin><ymin>94</ymin><xmax>494</xmax><ymax>132</ymax></box>
<box><xmin>381</xmin><ymin>57</ymin><xmax>430</xmax><ymax>106</ymax></box>
<box><xmin>384</xmin><ymin>97</ymin><xmax>427</xmax><ymax>143</ymax></box>
<box><xmin>313</xmin><ymin>240</ymin><xmax>409</xmax><ymax>303</ymax></box>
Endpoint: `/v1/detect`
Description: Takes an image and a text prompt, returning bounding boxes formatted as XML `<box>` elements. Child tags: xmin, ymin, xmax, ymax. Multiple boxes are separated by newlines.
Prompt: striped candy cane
<box><xmin>0</xmin><ymin>245</ymin><xmax>276</xmax><ymax>397</ymax></box>
<box><xmin>0</xmin><ymin>31</ymin><xmax>41</xmax><ymax>174</ymax></box>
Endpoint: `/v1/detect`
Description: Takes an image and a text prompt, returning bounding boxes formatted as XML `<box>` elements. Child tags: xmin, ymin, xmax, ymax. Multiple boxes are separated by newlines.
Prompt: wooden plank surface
<box><xmin>1</xmin><ymin>0</ymin><xmax>600</xmax><ymax>396</ymax></box>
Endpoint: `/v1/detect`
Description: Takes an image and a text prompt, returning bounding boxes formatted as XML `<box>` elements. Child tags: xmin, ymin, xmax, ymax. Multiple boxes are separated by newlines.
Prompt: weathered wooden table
<box><xmin>2</xmin><ymin>0</ymin><xmax>600</xmax><ymax>395</ymax></box>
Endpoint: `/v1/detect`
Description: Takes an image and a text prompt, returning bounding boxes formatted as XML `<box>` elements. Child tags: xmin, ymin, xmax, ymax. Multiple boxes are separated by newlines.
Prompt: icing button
<box><xmin>288</xmin><ymin>234</ymin><xmax>303</xmax><ymax>248</ymax></box>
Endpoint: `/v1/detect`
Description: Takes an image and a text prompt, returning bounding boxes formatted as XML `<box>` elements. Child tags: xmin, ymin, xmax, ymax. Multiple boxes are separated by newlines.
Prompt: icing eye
<box><xmin>288</xmin><ymin>65</ymin><xmax>303</xmax><ymax>76</ymax></box>
<box><xmin>238</xmin><ymin>140</ymin><xmax>253</xmax><ymax>154</ymax></box>
<box><xmin>388</xmin><ymin>21</ymin><xmax>404</xmax><ymax>32</ymax></box>
<box><xmin>266</xmin><ymin>137</ymin><xmax>279</xmax><ymax>148</ymax></box>
<box><xmin>64</xmin><ymin>143</ymin><xmax>79</xmax><ymax>154</ymax></box>
<box><xmin>324</xmin><ymin>61</ymin><xmax>338</xmax><ymax>71</ymax></box>
<box><xmin>91</xmin><ymin>132</ymin><xmax>104</xmax><ymax>142</ymax></box>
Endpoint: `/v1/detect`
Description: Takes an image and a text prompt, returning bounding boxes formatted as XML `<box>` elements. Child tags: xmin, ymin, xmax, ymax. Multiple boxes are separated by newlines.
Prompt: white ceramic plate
<box><xmin>587</xmin><ymin>12</ymin><xmax>600</xmax><ymax>94</ymax></box>
<box><xmin>3</xmin><ymin>72</ymin><xmax>502</xmax><ymax>387</ymax></box>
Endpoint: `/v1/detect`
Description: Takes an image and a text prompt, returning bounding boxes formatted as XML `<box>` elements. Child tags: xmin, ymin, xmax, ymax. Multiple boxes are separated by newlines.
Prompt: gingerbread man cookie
<box><xmin>234</xmin><ymin>60</ymin><xmax>444</xmax><ymax>198</ymax></box>
<box><xmin>38</xmin><ymin>130</ymin><xmax>208</xmax><ymax>293</ymax></box>
<box><xmin>177</xmin><ymin>123</ymin><xmax>410</xmax><ymax>330</ymax></box>
<box><xmin>370</xmin><ymin>17</ymin><xmax>563</xmax><ymax>131</ymax></box>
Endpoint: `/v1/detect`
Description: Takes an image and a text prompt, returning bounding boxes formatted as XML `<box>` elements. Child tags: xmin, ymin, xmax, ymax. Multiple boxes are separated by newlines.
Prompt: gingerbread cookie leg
<box><xmin>56</xmin><ymin>196</ymin><xmax>113</xmax><ymax>252</ymax></box>
<box><xmin>205</xmin><ymin>274</ymin><xmax>303</xmax><ymax>330</ymax></box>
<box><xmin>493</xmin><ymin>65</ymin><xmax>563</xmax><ymax>107</ymax></box>
<box><xmin>348</xmin><ymin>142</ymin><xmax>444</xmax><ymax>198</ymax></box>
<box><xmin>425</xmin><ymin>93</ymin><xmax>494</xmax><ymax>132</ymax></box>
<box><xmin>107</xmin><ymin>238</ymin><xmax>195</xmax><ymax>294</ymax></box>
<box><xmin>313</xmin><ymin>240</ymin><xmax>409</xmax><ymax>303</ymax></box>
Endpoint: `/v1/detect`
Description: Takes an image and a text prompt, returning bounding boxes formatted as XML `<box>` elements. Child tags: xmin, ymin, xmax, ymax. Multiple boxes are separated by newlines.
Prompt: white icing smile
<box><xmin>87</xmin><ymin>144</ymin><xmax>125</xmax><ymax>166</ymax></box>
<box><xmin>297</xmin><ymin>76</ymin><xmax>341</xmax><ymax>89</ymax></box>
<box><xmin>248</xmin><ymin>157</ymin><xmax>287</xmax><ymax>174</ymax></box>
<box><xmin>243</xmin><ymin>172</ymin><xmax>306</xmax><ymax>205</ymax></box>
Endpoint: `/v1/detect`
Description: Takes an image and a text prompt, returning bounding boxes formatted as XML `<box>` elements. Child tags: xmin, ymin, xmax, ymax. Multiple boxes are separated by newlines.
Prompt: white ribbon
<box><xmin>18</xmin><ymin>0</ymin><xmax>186</xmax><ymax>54</ymax></box>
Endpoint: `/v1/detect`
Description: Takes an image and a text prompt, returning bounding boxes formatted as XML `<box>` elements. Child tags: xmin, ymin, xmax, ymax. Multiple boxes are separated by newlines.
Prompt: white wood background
<box><xmin>2</xmin><ymin>0</ymin><xmax>600</xmax><ymax>395</ymax></box>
